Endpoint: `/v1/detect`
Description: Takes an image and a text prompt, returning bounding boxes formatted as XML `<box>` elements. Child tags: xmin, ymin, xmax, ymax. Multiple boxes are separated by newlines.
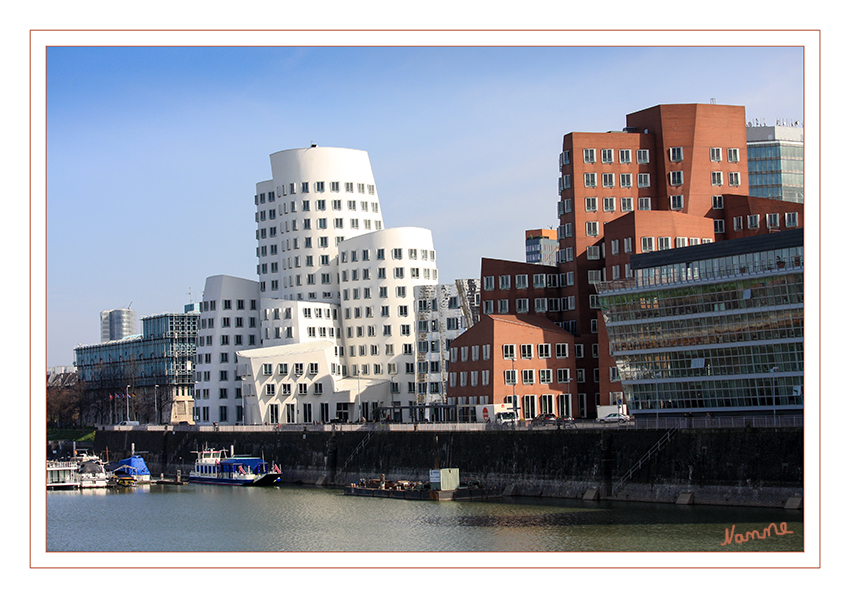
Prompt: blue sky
<box><xmin>44</xmin><ymin>44</ymin><xmax>805</xmax><ymax>367</ymax></box>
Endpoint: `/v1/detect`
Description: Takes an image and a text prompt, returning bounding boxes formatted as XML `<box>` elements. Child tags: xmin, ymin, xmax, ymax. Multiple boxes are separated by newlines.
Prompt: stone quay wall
<box><xmin>93</xmin><ymin>426</ymin><xmax>803</xmax><ymax>508</ymax></box>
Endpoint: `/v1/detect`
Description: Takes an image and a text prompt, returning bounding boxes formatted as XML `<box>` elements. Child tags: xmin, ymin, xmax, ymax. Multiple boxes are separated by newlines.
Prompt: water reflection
<box><xmin>46</xmin><ymin>484</ymin><xmax>803</xmax><ymax>553</ymax></box>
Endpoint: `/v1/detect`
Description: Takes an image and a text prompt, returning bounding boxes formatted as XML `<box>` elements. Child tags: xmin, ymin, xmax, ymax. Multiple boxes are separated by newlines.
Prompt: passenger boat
<box><xmin>46</xmin><ymin>460</ymin><xmax>79</xmax><ymax>490</ymax></box>
<box><xmin>188</xmin><ymin>447</ymin><xmax>280</xmax><ymax>486</ymax></box>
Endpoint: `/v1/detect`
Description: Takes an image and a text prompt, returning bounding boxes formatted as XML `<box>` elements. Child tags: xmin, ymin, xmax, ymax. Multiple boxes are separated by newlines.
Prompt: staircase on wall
<box><xmin>611</xmin><ymin>423</ymin><xmax>680</xmax><ymax>494</ymax></box>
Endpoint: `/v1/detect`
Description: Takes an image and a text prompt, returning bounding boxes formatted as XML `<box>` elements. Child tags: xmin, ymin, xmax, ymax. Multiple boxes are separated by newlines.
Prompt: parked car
<box><xmin>596</xmin><ymin>413</ymin><xmax>632</xmax><ymax>424</ymax></box>
<box><xmin>532</xmin><ymin>413</ymin><xmax>558</xmax><ymax>425</ymax></box>
<box><xmin>496</xmin><ymin>411</ymin><xmax>518</xmax><ymax>425</ymax></box>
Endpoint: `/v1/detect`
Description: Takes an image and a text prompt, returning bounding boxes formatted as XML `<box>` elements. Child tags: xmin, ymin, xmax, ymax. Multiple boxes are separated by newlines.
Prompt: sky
<box><xmin>43</xmin><ymin>42</ymin><xmax>805</xmax><ymax>367</ymax></box>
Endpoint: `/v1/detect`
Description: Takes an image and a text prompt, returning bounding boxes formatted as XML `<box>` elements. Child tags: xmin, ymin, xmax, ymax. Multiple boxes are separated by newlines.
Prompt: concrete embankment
<box><xmin>93</xmin><ymin>427</ymin><xmax>803</xmax><ymax>508</ymax></box>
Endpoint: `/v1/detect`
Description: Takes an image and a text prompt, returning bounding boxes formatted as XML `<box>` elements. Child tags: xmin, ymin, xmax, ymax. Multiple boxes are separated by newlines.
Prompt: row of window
<box><xmin>561</xmin><ymin>148</ymin><xmax>651</xmax><ymax>166</ymax></box>
<box><xmin>483</xmin><ymin>273</ymin><xmax>558</xmax><ymax>291</ymax></box>
<box><xmin>200</xmin><ymin>299</ymin><xmax>257</xmax><ymax>313</ymax></box>
<box><xmin>500</xmin><ymin>368</ymin><xmax>573</xmax><ymax>386</ymax></box>
<box><xmin>256</xmin><ymin>182</ymin><xmax>376</xmax><ymax>204</ymax></box>
<box><xmin>201</xmin><ymin>316</ymin><xmax>258</xmax><ymax>329</ymax></box>
<box><xmin>501</xmin><ymin>343</ymin><xmax>571</xmax><ymax>360</ymax></box>
<box><xmin>340</xmin><ymin>266</ymin><xmax>439</xmax><ymax>282</ymax></box>
<box><xmin>341</xmin><ymin>248</ymin><xmax>436</xmax><ymax>262</ymax></box>
<box><xmin>572</xmin><ymin>170</ymin><xmax>741</xmax><ymax>190</ymax></box>
<box><xmin>256</xmin><ymin>217</ymin><xmax>383</xmax><ymax>239</ymax></box>
<box><xmin>563</xmin><ymin>147</ymin><xmax>741</xmax><ymax>167</ymax></box>
<box><xmin>258</xmin><ymin>199</ymin><xmax>380</xmax><ymax>217</ymax></box>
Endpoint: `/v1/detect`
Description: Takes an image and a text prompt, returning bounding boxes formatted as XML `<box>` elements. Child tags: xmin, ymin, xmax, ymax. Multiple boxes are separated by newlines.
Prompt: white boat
<box><xmin>188</xmin><ymin>447</ymin><xmax>280</xmax><ymax>486</ymax></box>
<box><xmin>46</xmin><ymin>460</ymin><xmax>79</xmax><ymax>490</ymax></box>
<box><xmin>76</xmin><ymin>455</ymin><xmax>109</xmax><ymax>489</ymax></box>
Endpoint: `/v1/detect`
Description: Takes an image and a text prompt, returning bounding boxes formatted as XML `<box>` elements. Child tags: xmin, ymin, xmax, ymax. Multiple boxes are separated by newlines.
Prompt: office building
<box><xmin>100</xmin><ymin>308</ymin><xmax>137</xmax><ymax>342</ymax></box>
<box><xmin>193</xmin><ymin>275</ymin><xmax>261</xmax><ymax>424</ymax></box>
<box><xmin>525</xmin><ymin>229</ymin><xmax>559</xmax><ymax>266</ymax></box>
<box><xmin>447</xmin><ymin>314</ymin><xmax>578</xmax><ymax>421</ymax></box>
<box><xmin>596</xmin><ymin>229</ymin><xmax>803</xmax><ymax>418</ymax></box>
<box><xmin>75</xmin><ymin>309</ymin><xmax>199</xmax><ymax>424</ymax></box>
<box><xmin>236</xmin><ymin>146</ymin><xmax>459</xmax><ymax>423</ymax></box>
<box><xmin>746</xmin><ymin>123</ymin><xmax>804</xmax><ymax>203</ymax></box>
<box><xmin>478</xmin><ymin>103</ymin><xmax>803</xmax><ymax>418</ymax></box>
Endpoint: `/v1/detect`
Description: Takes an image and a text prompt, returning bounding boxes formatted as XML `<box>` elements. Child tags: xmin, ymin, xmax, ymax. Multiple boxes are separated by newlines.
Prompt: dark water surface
<box><xmin>45</xmin><ymin>483</ymin><xmax>803</xmax><ymax>552</ymax></box>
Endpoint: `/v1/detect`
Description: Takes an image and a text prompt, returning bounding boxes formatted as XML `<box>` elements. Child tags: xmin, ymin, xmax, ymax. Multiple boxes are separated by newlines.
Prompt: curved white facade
<box><xmin>194</xmin><ymin>275</ymin><xmax>261</xmax><ymax>424</ymax></box>
<box><xmin>337</xmin><ymin>227</ymin><xmax>437</xmax><ymax>399</ymax></box>
<box><xmin>255</xmin><ymin>146</ymin><xmax>384</xmax><ymax>303</ymax></box>
<box><xmin>237</xmin><ymin>146</ymin><xmax>450</xmax><ymax>423</ymax></box>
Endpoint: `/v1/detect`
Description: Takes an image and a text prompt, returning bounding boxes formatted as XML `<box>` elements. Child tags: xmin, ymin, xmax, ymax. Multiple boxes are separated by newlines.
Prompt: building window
<box><xmin>785</xmin><ymin>212</ymin><xmax>799</xmax><ymax>228</ymax></box>
<box><xmin>712</xmin><ymin>195</ymin><xmax>724</xmax><ymax>209</ymax></box>
<box><xmin>585</xmin><ymin>197</ymin><xmax>598</xmax><ymax>212</ymax></box>
<box><xmin>637</xmin><ymin>149</ymin><xmax>650</xmax><ymax>164</ymax></box>
<box><xmin>583</xmin><ymin>148</ymin><xmax>596</xmax><ymax>163</ymax></box>
<box><xmin>670</xmin><ymin>195</ymin><xmax>684</xmax><ymax>210</ymax></box>
<box><xmin>638</xmin><ymin>197</ymin><xmax>651</xmax><ymax>211</ymax></box>
<box><xmin>516</xmin><ymin>298</ymin><xmax>529</xmax><ymax>313</ymax></box>
<box><xmin>640</xmin><ymin>237</ymin><xmax>655</xmax><ymax>252</ymax></box>
<box><xmin>669</xmin><ymin>171</ymin><xmax>683</xmax><ymax>186</ymax></box>
<box><xmin>710</xmin><ymin>147</ymin><xmax>722</xmax><ymax>162</ymax></box>
<box><xmin>711</xmin><ymin>171</ymin><xmax>723</xmax><ymax>186</ymax></box>
<box><xmin>584</xmin><ymin>173</ymin><xmax>597</xmax><ymax>188</ymax></box>
<box><xmin>714</xmin><ymin>219</ymin><xmax>725</xmax><ymax>233</ymax></box>
<box><xmin>748</xmin><ymin>214</ymin><xmax>760</xmax><ymax>230</ymax></box>
<box><xmin>603</xmin><ymin>197</ymin><xmax>616</xmax><ymax>212</ymax></box>
<box><xmin>621</xmin><ymin>197</ymin><xmax>634</xmax><ymax>212</ymax></box>
<box><xmin>522</xmin><ymin>369</ymin><xmax>535</xmax><ymax>385</ymax></box>
<box><xmin>669</xmin><ymin>147</ymin><xmax>683</xmax><ymax>162</ymax></box>
<box><xmin>586</xmin><ymin>221</ymin><xmax>599</xmax><ymax>237</ymax></box>
<box><xmin>620</xmin><ymin>173</ymin><xmax>632</xmax><ymax>188</ymax></box>
<box><xmin>728</xmin><ymin>172</ymin><xmax>741</xmax><ymax>187</ymax></box>
<box><xmin>503</xmin><ymin>344</ymin><xmax>516</xmax><ymax>360</ymax></box>
<box><xmin>601</xmin><ymin>149</ymin><xmax>614</xmax><ymax>163</ymax></box>
<box><xmin>727</xmin><ymin>148</ymin><xmax>740</xmax><ymax>163</ymax></box>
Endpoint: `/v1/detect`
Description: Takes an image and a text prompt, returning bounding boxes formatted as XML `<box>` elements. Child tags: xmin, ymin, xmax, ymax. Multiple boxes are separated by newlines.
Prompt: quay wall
<box><xmin>93</xmin><ymin>427</ymin><xmax>803</xmax><ymax>508</ymax></box>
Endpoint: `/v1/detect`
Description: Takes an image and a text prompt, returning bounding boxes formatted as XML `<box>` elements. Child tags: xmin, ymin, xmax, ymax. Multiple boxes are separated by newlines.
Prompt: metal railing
<box><xmin>108</xmin><ymin>414</ymin><xmax>803</xmax><ymax>433</ymax></box>
<box><xmin>634</xmin><ymin>414</ymin><xmax>803</xmax><ymax>430</ymax></box>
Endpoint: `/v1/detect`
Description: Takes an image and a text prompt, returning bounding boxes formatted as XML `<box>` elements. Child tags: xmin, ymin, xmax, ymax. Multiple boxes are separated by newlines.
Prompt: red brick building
<box><xmin>475</xmin><ymin>103</ymin><xmax>804</xmax><ymax>418</ymax></box>
<box><xmin>446</xmin><ymin>314</ymin><xmax>577</xmax><ymax>422</ymax></box>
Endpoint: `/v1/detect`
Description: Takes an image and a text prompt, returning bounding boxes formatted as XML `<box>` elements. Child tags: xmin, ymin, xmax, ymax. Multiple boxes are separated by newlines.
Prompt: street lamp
<box><xmin>154</xmin><ymin>384</ymin><xmax>159</xmax><ymax>425</ymax></box>
<box><xmin>125</xmin><ymin>385</ymin><xmax>130</xmax><ymax>421</ymax></box>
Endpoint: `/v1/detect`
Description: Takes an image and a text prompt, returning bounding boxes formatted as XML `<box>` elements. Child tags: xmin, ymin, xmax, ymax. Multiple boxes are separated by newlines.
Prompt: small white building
<box><xmin>237</xmin><ymin>340</ymin><xmax>389</xmax><ymax>424</ymax></box>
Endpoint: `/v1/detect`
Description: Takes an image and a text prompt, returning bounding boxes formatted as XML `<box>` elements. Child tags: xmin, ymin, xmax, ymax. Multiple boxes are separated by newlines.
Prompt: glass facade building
<box><xmin>597</xmin><ymin>229</ymin><xmax>803</xmax><ymax>417</ymax></box>
<box><xmin>746</xmin><ymin>125</ymin><xmax>804</xmax><ymax>203</ymax></box>
<box><xmin>75</xmin><ymin>311</ymin><xmax>199</xmax><ymax>424</ymax></box>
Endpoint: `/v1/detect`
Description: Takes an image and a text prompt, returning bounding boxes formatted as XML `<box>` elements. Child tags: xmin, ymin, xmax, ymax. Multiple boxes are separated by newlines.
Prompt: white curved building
<box><xmin>236</xmin><ymin>146</ymin><xmax>455</xmax><ymax>423</ymax></box>
<box><xmin>194</xmin><ymin>275</ymin><xmax>261</xmax><ymax>424</ymax></box>
<box><xmin>337</xmin><ymin>227</ymin><xmax>437</xmax><ymax>401</ymax></box>
<box><xmin>255</xmin><ymin>146</ymin><xmax>384</xmax><ymax>303</ymax></box>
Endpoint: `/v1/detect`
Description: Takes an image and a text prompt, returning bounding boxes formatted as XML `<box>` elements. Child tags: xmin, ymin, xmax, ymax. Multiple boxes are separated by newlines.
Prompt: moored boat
<box><xmin>115</xmin><ymin>454</ymin><xmax>151</xmax><ymax>484</ymax></box>
<box><xmin>46</xmin><ymin>460</ymin><xmax>79</xmax><ymax>490</ymax></box>
<box><xmin>77</xmin><ymin>455</ymin><xmax>109</xmax><ymax>489</ymax></box>
<box><xmin>188</xmin><ymin>447</ymin><xmax>280</xmax><ymax>486</ymax></box>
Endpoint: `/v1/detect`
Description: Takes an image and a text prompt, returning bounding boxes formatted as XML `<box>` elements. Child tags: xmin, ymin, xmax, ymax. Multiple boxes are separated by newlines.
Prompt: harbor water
<box><xmin>45</xmin><ymin>483</ymin><xmax>803</xmax><ymax>553</ymax></box>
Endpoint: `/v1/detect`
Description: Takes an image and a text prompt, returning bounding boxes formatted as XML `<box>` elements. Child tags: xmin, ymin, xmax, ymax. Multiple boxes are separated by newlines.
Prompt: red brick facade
<box><xmin>446</xmin><ymin>314</ymin><xmax>578</xmax><ymax>422</ymax></box>
<box><xmin>473</xmin><ymin>103</ymin><xmax>804</xmax><ymax>418</ymax></box>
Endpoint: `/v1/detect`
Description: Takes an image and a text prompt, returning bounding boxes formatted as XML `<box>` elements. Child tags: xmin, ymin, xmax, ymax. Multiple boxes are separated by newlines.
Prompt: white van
<box><xmin>495</xmin><ymin>411</ymin><xmax>518</xmax><ymax>425</ymax></box>
<box><xmin>118</xmin><ymin>420</ymin><xmax>140</xmax><ymax>426</ymax></box>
